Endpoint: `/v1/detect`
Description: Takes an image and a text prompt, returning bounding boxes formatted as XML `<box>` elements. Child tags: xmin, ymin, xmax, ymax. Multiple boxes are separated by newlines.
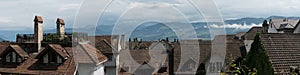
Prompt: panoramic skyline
<box><xmin>0</xmin><ymin>0</ymin><xmax>300</xmax><ymax>75</ymax></box>
<box><xmin>1</xmin><ymin>0</ymin><xmax>300</xmax><ymax>41</ymax></box>
<box><xmin>0</xmin><ymin>0</ymin><xmax>300</xmax><ymax>30</ymax></box>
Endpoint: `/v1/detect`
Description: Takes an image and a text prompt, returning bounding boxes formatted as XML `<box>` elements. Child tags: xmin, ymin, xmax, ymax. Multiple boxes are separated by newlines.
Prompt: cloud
<box><xmin>210</xmin><ymin>23</ymin><xmax>262</xmax><ymax>29</ymax></box>
<box><xmin>116</xmin><ymin>2</ymin><xmax>189</xmax><ymax>24</ymax></box>
<box><xmin>2</xmin><ymin>0</ymin><xmax>300</xmax><ymax>31</ymax></box>
<box><xmin>58</xmin><ymin>4</ymin><xmax>80</xmax><ymax>12</ymax></box>
<box><xmin>215</xmin><ymin>0</ymin><xmax>300</xmax><ymax>19</ymax></box>
<box><xmin>0</xmin><ymin>0</ymin><xmax>80</xmax><ymax>30</ymax></box>
<box><xmin>0</xmin><ymin>16</ymin><xmax>13</xmax><ymax>23</ymax></box>
<box><xmin>98</xmin><ymin>0</ymin><xmax>207</xmax><ymax>26</ymax></box>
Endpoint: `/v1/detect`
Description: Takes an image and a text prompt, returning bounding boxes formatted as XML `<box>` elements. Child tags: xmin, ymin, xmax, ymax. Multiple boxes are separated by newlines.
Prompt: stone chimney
<box><xmin>34</xmin><ymin>16</ymin><xmax>43</xmax><ymax>52</ymax></box>
<box><xmin>121</xmin><ymin>34</ymin><xmax>126</xmax><ymax>50</ymax></box>
<box><xmin>56</xmin><ymin>18</ymin><xmax>65</xmax><ymax>40</ymax></box>
<box><xmin>262</xmin><ymin>20</ymin><xmax>269</xmax><ymax>33</ymax></box>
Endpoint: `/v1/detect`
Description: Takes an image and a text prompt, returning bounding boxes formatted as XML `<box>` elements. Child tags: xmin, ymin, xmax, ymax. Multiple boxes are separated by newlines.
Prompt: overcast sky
<box><xmin>1</xmin><ymin>0</ymin><xmax>300</xmax><ymax>31</ymax></box>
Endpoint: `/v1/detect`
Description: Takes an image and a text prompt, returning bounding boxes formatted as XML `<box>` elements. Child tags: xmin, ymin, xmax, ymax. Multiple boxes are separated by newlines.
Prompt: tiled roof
<box><xmin>141</xmin><ymin>41</ymin><xmax>153</xmax><ymax>48</ymax></box>
<box><xmin>56</xmin><ymin>18</ymin><xmax>65</xmax><ymax>25</ymax></box>
<box><xmin>173</xmin><ymin>40</ymin><xmax>211</xmax><ymax>73</ymax></box>
<box><xmin>244</xmin><ymin>27</ymin><xmax>262</xmax><ymax>40</ymax></box>
<box><xmin>173</xmin><ymin>35</ymin><xmax>244</xmax><ymax>73</ymax></box>
<box><xmin>0</xmin><ymin>44</ymin><xmax>8</xmax><ymax>55</ymax></box>
<box><xmin>34</xmin><ymin>16</ymin><xmax>43</xmax><ymax>23</ymax></box>
<box><xmin>279</xmin><ymin>23</ymin><xmax>294</xmax><ymax>29</ymax></box>
<box><xmin>74</xmin><ymin>43</ymin><xmax>108</xmax><ymax>65</ymax></box>
<box><xmin>0</xmin><ymin>44</ymin><xmax>76</xmax><ymax>74</ymax></box>
<box><xmin>235</xmin><ymin>32</ymin><xmax>246</xmax><ymax>38</ymax></box>
<box><xmin>48</xmin><ymin>44</ymin><xmax>69</xmax><ymax>58</ymax></box>
<box><xmin>119</xmin><ymin>42</ymin><xmax>168</xmax><ymax>74</ymax></box>
<box><xmin>223</xmin><ymin>35</ymin><xmax>244</xmax><ymax>63</ymax></box>
<box><xmin>261</xmin><ymin>33</ymin><xmax>300</xmax><ymax>74</ymax></box>
<box><xmin>0</xmin><ymin>56</ymin><xmax>76</xmax><ymax>74</ymax></box>
<box><xmin>0</xmin><ymin>45</ymin><xmax>29</xmax><ymax>58</ymax></box>
<box><xmin>10</xmin><ymin>45</ymin><xmax>29</xmax><ymax>58</ymax></box>
<box><xmin>89</xmin><ymin>35</ymin><xmax>119</xmax><ymax>53</ymax></box>
<box><xmin>270</xmin><ymin>18</ymin><xmax>299</xmax><ymax>29</ymax></box>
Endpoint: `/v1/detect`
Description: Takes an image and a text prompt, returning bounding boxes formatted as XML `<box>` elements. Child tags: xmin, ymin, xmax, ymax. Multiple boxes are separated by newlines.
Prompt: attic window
<box><xmin>12</xmin><ymin>52</ymin><xmax>16</xmax><ymax>62</ymax></box>
<box><xmin>5</xmin><ymin>52</ymin><xmax>22</xmax><ymax>63</ymax></box>
<box><xmin>17</xmin><ymin>57</ymin><xmax>21</xmax><ymax>63</ymax></box>
<box><xmin>57</xmin><ymin>56</ymin><xmax>62</xmax><ymax>63</ymax></box>
<box><xmin>42</xmin><ymin>52</ymin><xmax>63</xmax><ymax>64</ymax></box>
<box><xmin>43</xmin><ymin>53</ymin><xmax>48</xmax><ymax>63</ymax></box>
<box><xmin>5</xmin><ymin>53</ymin><xmax>11</xmax><ymax>62</ymax></box>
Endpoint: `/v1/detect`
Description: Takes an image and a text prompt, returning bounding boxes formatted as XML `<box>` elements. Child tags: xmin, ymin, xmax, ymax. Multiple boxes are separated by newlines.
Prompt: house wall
<box><xmin>103</xmin><ymin>56</ymin><xmax>117</xmax><ymax>75</ymax></box>
<box><xmin>94</xmin><ymin>64</ymin><xmax>105</xmax><ymax>75</ymax></box>
<box><xmin>243</xmin><ymin>40</ymin><xmax>253</xmax><ymax>53</ymax></box>
<box><xmin>268</xmin><ymin>24</ymin><xmax>278</xmax><ymax>33</ymax></box>
<box><xmin>105</xmin><ymin>67</ymin><xmax>116</xmax><ymax>75</ymax></box>
<box><xmin>77</xmin><ymin>64</ymin><xmax>105</xmax><ymax>75</ymax></box>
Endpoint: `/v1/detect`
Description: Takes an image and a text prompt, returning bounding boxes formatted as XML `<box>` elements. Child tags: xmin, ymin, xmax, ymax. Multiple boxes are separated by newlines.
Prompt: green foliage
<box><xmin>44</xmin><ymin>34</ymin><xmax>61</xmax><ymax>42</ymax></box>
<box><xmin>243</xmin><ymin>33</ymin><xmax>274</xmax><ymax>75</ymax></box>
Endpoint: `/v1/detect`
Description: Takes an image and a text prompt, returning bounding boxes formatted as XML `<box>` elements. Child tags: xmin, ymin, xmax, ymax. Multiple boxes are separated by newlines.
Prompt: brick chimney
<box><xmin>121</xmin><ymin>34</ymin><xmax>126</xmax><ymax>50</ymax></box>
<box><xmin>56</xmin><ymin>18</ymin><xmax>65</xmax><ymax>40</ymax></box>
<box><xmin>34</xmin><ymin>16</ymin><xmax>43</xmax><ymax>52</ymax></box>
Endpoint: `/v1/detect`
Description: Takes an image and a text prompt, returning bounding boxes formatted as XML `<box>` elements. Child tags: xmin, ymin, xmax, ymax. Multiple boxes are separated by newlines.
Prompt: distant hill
<box><xmin>225</xmin><ymin>16</ymin><xmax>300</xmax><ymax>25</ymax></box>
<box><xmin>0</xmin><ymin>38</ymin><xmax>4</xmax><ymax>42</ymax></box>
<box><xmin>225</xmin><ymin>17</ymin><xmax>265</xmax><ymax>25</ymax></box>
<box><xmin>127</xmin><ymin>22</ymin><xmax>250</xmax><ymax>41</ymax></box>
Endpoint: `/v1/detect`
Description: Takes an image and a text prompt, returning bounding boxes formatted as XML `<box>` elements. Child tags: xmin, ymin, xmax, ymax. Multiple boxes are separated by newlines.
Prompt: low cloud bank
<box><xmin>210</xmin><ymin>23</ymin><xmax>262</xmax><ymax>29</ymax></box>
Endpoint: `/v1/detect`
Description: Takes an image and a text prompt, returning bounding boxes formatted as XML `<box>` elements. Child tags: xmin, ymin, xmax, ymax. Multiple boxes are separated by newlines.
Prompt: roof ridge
<box><xmin>9</xmin><ymin>45</ymin><xmax>29</xmax><ymax>58</ymax></box>
<box><xmin>79</xmin><ymin>44</ymin><xmax>98</xmax><ymax>65</ymax></box>
<box><xmin>102</xmin><ymin>39</ymin><xmax>119</xmax><ymax>53</ymax></box>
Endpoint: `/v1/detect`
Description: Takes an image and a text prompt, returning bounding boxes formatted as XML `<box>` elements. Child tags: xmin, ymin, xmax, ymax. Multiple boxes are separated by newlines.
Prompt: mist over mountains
<box><xmin>1</xmin><ymin>16</ymin><xmax>300</xmax><ymax>41</ymax></box>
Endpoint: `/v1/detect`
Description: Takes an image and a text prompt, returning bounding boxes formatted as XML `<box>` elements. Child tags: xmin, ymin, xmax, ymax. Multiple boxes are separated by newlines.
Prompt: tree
<box><xmin>44</xmin><ymin>34</ymin><xmax>61</xmax><ymax>42</ymax></box>
<box><xmin>243</xmin><ymin>33</ymin><xmax>274</xmax><ymax>75</ymax></box>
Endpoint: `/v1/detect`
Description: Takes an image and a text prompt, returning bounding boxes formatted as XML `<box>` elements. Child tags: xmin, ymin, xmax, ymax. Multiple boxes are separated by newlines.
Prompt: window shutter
<box><xmin>12</xmin><ymin>52</ymin><xmax>16</xmax><ymax>62</ymax></box>
<box><xmin>43</xmin><ymin>53</ymin><xmax>48</xmax><ymax>63</ymax></box>
<box><xmin>6</xmin><ymin>53</ymin><xmax>11</xmax><ymax>62</ymax></box>
<box><xmin>57</xmin><ymin>56</ymin><xmax>62</xmax><ymax>63</ymax></box>
<box><xmin>18</xmin><ymin>57</ymin><xmax>22</xmax><ymax>63</ymax></box>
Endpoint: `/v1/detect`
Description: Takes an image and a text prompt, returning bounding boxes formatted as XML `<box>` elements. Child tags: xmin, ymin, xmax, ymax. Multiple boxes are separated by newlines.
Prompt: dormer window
<box><xmin>12</xmin><ymin>52</ymin><xmax>16</xmax><ymax>62</ymax></box>
<box><xmin>5</xmin><ymin>53</ymin><xmax>11</xmax><ymax>62</ymax></box>
<box><xmin>18</xmin><ymin>57</ymin><xmax>22</xmax><ymax>63</ymax></box>
<box><xmin>4</xmin><ymin>51</ymin><xmax>23</xmax><ymax>63</ymax></box>
<box><xmin>42</xmin><ymin>52</ymin><xmax>63</xmax><ymax>64</ymax></box>
<box><xmin>36</xmin><ymin>44</ymin><xmax>68</xmax><ymax>65</ymax></box>
<box><xmin>43</xmin><ymin>53</ymin><xmax>48</xmax><ymax>63</ymax></box>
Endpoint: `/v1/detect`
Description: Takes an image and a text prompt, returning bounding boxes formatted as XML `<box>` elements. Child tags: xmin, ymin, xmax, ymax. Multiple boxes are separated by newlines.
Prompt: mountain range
<box><xmin>0</xmin><ymin>35</ymin><xmax>4</xmax><ymax>41</ymax></box>
<box><xmin>1</xmin><ymin>16</ymin><xmax>300</xmax><ymax>41</ymax></box>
